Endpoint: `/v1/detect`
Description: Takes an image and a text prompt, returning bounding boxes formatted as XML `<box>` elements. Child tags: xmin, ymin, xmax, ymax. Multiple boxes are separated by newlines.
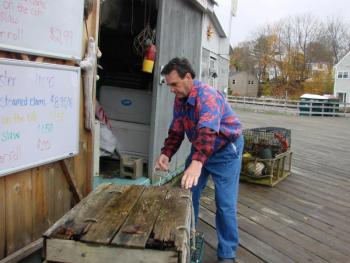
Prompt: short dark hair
<box><xmin>161</xmin><ymin>57</ymin><xmax>196</xmax><ymax>79</ymax></box>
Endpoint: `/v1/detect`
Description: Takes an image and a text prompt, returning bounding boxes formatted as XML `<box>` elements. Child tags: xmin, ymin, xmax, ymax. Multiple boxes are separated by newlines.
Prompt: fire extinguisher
<box><xmin>142</xmin><ymin>44</ymin><xmax>156</xmax><ymax>73</ymax></box>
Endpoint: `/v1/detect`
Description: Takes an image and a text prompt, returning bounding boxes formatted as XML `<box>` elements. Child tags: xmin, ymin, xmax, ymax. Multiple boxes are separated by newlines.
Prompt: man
<box><xmin>155</xmin><ymin>57</ymin><xmax>243</xmax><ymax>263</ymax></box>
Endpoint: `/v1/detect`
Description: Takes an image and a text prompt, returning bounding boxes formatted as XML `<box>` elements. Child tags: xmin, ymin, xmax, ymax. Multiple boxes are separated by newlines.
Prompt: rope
<box><xmin>181</xmin><ymin>194</ymin><xmax>196</xmax><ymax>250</ymax></box>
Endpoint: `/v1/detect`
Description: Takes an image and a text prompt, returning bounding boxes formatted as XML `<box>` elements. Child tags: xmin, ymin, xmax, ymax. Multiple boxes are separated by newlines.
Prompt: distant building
<box><xmin>267</xmin><ymin>65</ymin><xmax>282</xmax><ymax>80</ymax></box>
<box><xmin>199</xmin><ymin>0</ymin><xmax>238</xmax><ymax>94</ymax></box>
<box><xmin>308</xmin><ymin>62</ymin><xmax>330</xmax><ymax>75</ymax></box>
<box><xmin>334</xmin><ymin>51</ymin><xmax>350</xmax><ymax>103</ymax></box>
<box><xmin>229</xmin><ymin>71</ymin><xmax>258</xmax><ymax>97</ymax></box>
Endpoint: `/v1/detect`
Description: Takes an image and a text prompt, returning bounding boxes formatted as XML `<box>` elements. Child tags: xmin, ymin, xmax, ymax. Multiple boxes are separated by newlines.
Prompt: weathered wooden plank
<box><xmin>153</xmin><ymin>188</ymin><xmax>191</xmax><ymax>251</ymax></box>
<box><xmin>239</xmin><ymin>192</ymin><xmax>350</xmax><ymax>256</ymax></box>
<box><xmin>81</xmin><ymin>185</ymin><xmax>145</xmax><ymax>244</ymax></box>
<box><xmin>239</xmin><ymin>183</ymin><xmax>350</xmax><ymax>244</ymax></box>
<box><xmin>238</xmin><ymin>209</ymin><xmax>338</xmax><ymax>262</ymax></box>
<box><xmin>0</xmin><ymin>238</ymin><xmax>42</xmax><ymax>263</ymax></box>
<box><xmin>199</xmin><ymin>205</ymin><xmax>294</xmax><ymax>263</ymax></box>
<box><xmin>292</xmin><ymin>165</ymin><xmax>350</xmax><ymax>192</ymax></box>
<box><xmin>201</xmin><ymin>194</ymin><xmax>329</xmax><ymax>263</ymax></box>
<box><xmin>45</xmin><ymin>162</ymin><xmax>73</xmax><ymax>227</ymax></box>
<box><xmin>112</xmin><ymin>186</ymin><xmax>168</xmax><ymax>248</ymax></box>
<box><xmin>32</xmin><ymin>167</ymin><xmax>49</xmax><ymax>240</ymax></box>
<box><xmin>202</xmin><ymin>242</ymin><xmax>219</xmax><ymax>263</ymax></box>
<box><xmin>0</xmin><ymin>178</ymin><xmax>5</xmax><ymax>259</ymax></box>
<box><xmin>197</xmin><ymin>220</ymin><xmax>264</xmax><ymax>263</ymax></box>
<box><xmin>75</xmin><ymin>122</ymin><xmax>89</xmax><ymax>196</ymax></box>
<box><xmin>293</xmin><ymin>161</ymin><xmax>350</xmax><ymax>185</ymax></box>
<box><xmin>46</xmin><ymin>239</ymin><xmax>178</xmax><ymax>263</ymax></box>
<box><xmin>5</xmin><ymin>171</ymin><xmax>33</xmax><ymax>254</ymax></box>
<box><xmin>239</xmin><ymin>183</ymin><xmax>350</xmax><ymax>235</ymax></box>
<box><xmin>278</xmin><ymin>177</ymin><xmax>350</xmax><ymax>212</ymax></box>
<box><xmin>44</xmin><ymin>184</ymin><xmax>117</xmax><ymax>238</ymax></box>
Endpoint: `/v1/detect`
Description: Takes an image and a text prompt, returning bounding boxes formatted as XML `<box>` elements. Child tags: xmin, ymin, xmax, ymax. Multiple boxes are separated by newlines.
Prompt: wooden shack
<box><xmin>0</xmin><ymin>0</ymin><xmax>206</xmax><ymax>261</ymax></box>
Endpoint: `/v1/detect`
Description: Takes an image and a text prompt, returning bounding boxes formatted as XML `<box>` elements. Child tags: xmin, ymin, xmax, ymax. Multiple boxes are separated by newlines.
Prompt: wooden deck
<box><xmin>199</xmin><ymin>110</ymin><xmax>350</xmax><ymax>263</ymax></box>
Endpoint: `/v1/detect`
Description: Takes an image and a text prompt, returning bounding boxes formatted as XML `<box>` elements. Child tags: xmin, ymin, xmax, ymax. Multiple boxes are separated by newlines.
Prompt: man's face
<box><xmin>165</xmin><ymin>70</ymin><xmax>192</xmax><ymax>98</ymax></box>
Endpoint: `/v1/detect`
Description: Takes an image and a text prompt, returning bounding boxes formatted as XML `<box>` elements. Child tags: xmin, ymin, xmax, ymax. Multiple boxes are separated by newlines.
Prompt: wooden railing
<box><xmin>227</xmin><ymin>96</ymin><xmax>350</xmax><ymax>117</ymax></box>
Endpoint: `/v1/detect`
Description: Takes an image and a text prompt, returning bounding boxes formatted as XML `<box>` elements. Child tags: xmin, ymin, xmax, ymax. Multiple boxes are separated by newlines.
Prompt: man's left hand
<box><xmin>181</xmin><ymin>160</ymin><xmax>203</xmax><ymax>189</ymax></box>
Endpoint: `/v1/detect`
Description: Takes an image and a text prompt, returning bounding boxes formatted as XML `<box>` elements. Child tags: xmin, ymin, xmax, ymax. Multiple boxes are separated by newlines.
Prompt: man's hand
<box><xmin>154</xmin><ymin>154</ymin><xmax>170</xmax><ymax>172</ymax></box>
<box><xmin>181</xmin><ymin>160</ymin><xmax>203</xmax><ymax>189</ymax></box>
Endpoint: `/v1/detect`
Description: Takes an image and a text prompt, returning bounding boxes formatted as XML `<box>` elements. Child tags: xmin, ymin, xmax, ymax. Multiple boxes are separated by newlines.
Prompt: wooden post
<box><xmin>0</xmin><ymin>239</ymin><xmax>42</xmax><ymax>263</ymax></box>
<box><xmin>60</xmin><ymin>160</ymin><xmax>83</xmax><ymax>203</ymax></box>
<box><xmin>309</xmin><ymin>102</ymin><xmax>312</xmax><ymax>116</ymax></box>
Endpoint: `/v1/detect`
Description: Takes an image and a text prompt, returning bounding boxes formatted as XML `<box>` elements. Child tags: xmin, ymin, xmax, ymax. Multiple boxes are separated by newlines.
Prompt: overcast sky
<box><xmin>230</xmin><ymin>0</ymin><xmax>350</xmax><ymax>46</ymax></box>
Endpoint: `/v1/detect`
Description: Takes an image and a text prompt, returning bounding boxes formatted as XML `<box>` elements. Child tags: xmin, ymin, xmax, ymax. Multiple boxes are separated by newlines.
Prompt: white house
<box><xmin>196</xmin><ymin>0</ymin><xmax>238</xmax><ymax>94</ymax></box>
<box><xmin>334</xmin><ymin>51</ymin><xmax>350</xmax><ymax>104</ymax></box>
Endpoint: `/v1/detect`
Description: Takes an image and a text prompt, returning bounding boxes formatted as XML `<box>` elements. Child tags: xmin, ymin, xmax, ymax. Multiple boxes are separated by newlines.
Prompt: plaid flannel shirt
<box><xmin>161</xmin><ymin>80</ymin><xmax>242</xmax><ymax>164</ymax></box>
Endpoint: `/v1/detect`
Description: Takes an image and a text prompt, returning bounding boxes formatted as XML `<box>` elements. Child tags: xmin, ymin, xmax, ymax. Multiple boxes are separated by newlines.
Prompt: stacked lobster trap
<box><xmin>240</xmin><ymin>127</ymin><xmax>292</xmax><ymax>186</ymax></box>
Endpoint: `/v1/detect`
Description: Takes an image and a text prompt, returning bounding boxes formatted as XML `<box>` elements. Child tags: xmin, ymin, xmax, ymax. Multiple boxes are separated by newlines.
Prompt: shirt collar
<box><xmin>186</xmin><ymin>80</ymin><xmax>199</xmax><ymax>106</ymax></box>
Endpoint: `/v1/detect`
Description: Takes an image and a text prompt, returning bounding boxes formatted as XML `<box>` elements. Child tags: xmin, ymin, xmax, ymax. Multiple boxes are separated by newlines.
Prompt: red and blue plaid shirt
<box><xmin>161</xmin><ymin>80</ymin><xmax>242</xmax><ymax>164</ymax></box>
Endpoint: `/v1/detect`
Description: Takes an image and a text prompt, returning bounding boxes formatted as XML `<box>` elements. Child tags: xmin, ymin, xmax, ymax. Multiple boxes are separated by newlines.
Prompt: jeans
<box><xmin>186</xmin><ymin>135</ymin><xmax>244</xmax><ymax>259</ymax></box>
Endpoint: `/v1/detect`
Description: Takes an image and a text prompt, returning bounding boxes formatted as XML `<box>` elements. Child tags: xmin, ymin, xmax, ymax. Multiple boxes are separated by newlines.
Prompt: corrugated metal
<box><xmin>218</xmin><ymin>56</ymin><xmax>230</xmax><ymax>92</ymax></box>
<box><xmin>201</xmin><ymin>48</ymin><xmax>210</xmax><ymax>84</ymax></box>
<box><xmin>149</xmin><ymin>0</ymin><xmax>202</xmax><ymax>183</ymax></box>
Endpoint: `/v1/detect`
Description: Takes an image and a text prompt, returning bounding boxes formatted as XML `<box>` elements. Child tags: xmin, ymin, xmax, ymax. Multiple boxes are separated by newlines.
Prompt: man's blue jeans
<box><xmin>186</xmin><ymin>135</ymin><xmax>244</xmax><ymax>259</ymax></box>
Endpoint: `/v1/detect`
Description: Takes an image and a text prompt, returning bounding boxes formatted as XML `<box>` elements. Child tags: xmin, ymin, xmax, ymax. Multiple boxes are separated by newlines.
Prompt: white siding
<box><xmin>334</xmin><ymin>52</ymin><xmax>350</xmax><ymax>103</ymax></box>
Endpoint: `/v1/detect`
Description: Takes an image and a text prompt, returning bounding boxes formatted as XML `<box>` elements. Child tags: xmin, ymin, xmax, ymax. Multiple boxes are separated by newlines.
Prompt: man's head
<box><xmin>161</xmin><ymin>58</ymin><xmax>196</xmax><ymax>98</ymax></box>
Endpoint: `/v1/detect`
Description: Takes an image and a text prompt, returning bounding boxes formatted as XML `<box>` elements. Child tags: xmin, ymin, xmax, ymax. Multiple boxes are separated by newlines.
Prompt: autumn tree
<box><xmin>230</xmin><ymin>13</ymin><xmax>350</xmax><ymax>98</ymax></box>
<box><xmin>322</xmin><ymin>16</ymin><xmax>350</xmax><ymax>64</ymax></box>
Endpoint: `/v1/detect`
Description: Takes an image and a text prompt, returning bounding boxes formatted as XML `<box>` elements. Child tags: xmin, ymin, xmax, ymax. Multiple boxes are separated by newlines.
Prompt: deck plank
<box><xmin>201</xmin><ymin>194</ymin><xmax>332</xmax><ymax>262</ymax></box>
<box><xmin>237</xmin><ymin>185</ymin><xmax>350</xmax><ymax>243</ymax></box>
<box><xmin>197</xmin><ymin>220</ymin><xmax>265</xmax><ymax>263</ymax></box>
<box><xmin>198</xmin><ymin>110</ymin><xmax>350</xmax><ymax>263</ymax></box>
<box><xmin>199</xmin><ymin>206</ymin><xmax>294</xmax><ymax>263</ymax></box>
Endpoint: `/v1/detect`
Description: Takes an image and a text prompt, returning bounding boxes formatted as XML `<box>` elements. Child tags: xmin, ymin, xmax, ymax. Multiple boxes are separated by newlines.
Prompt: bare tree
<box><xmin>293</xmin><ymin>14</ymin><xmax>321</xmax><ymax>79</ymax></box>
<box><xmin>322</xmin><ymin>16</ymin><xmax>350</xmax><ymax>64</ymax></box>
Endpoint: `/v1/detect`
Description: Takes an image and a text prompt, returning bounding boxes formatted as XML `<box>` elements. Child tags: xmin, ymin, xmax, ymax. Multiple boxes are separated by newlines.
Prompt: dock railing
<box><xmin>227</xmin><ymin>96</ymin><xmax>350</xmax><ymax>117</ymax></box>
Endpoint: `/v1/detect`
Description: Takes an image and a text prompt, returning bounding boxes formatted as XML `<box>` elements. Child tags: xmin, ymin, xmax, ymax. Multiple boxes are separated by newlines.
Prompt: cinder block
<box><xmin>120</xmin><ymin>155</ymin><xmax>143</xmax><ymax>179</ymax></box>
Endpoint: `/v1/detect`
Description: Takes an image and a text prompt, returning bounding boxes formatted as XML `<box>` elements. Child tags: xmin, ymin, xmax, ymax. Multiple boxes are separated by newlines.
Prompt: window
<box><xmin>338</xmin><ymin>71</ymin><xmax>349</xmax><ymax>78</ymax></box>
<box><xmin>248</xmin><ymin>81</ymin><xmax>251</xmax><ymax>84</ymax></box>
<box><xmin>232</xmin><ymin>79</ymin><xmax>236</xmax><ymax>84</ymax></box>
<box><xmin>251</xmin><ymin>81</ymin><xmax>254</xmax><ymax>84</ymax></box>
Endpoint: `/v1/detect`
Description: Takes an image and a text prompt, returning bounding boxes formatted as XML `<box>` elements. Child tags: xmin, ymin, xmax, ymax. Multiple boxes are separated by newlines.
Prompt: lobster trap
<box><xmin>240</xmin><ymin>127</ymin><xmax>292</xmax><ymax>186</ymax></box>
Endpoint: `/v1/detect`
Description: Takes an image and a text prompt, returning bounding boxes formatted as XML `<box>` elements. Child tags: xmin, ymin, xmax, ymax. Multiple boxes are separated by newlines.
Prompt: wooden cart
<box><xmin>43</xmin><ymin>184</ymin><xmax>192</xmax><ymax>263</ymax></box>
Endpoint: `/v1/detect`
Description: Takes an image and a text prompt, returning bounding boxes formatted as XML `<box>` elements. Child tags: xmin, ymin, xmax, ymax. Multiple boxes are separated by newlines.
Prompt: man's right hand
<box><xmin>154</xmin><ymin>154</ymin><xmax>169</xmax><ymax>172</ymax></box>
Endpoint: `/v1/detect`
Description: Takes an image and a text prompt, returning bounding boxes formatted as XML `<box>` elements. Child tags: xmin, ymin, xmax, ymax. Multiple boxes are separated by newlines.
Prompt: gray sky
<box><xmin>230</xmin><ymin>0</ymin><xmax>350</xmax><ymax>46</ymax></box>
